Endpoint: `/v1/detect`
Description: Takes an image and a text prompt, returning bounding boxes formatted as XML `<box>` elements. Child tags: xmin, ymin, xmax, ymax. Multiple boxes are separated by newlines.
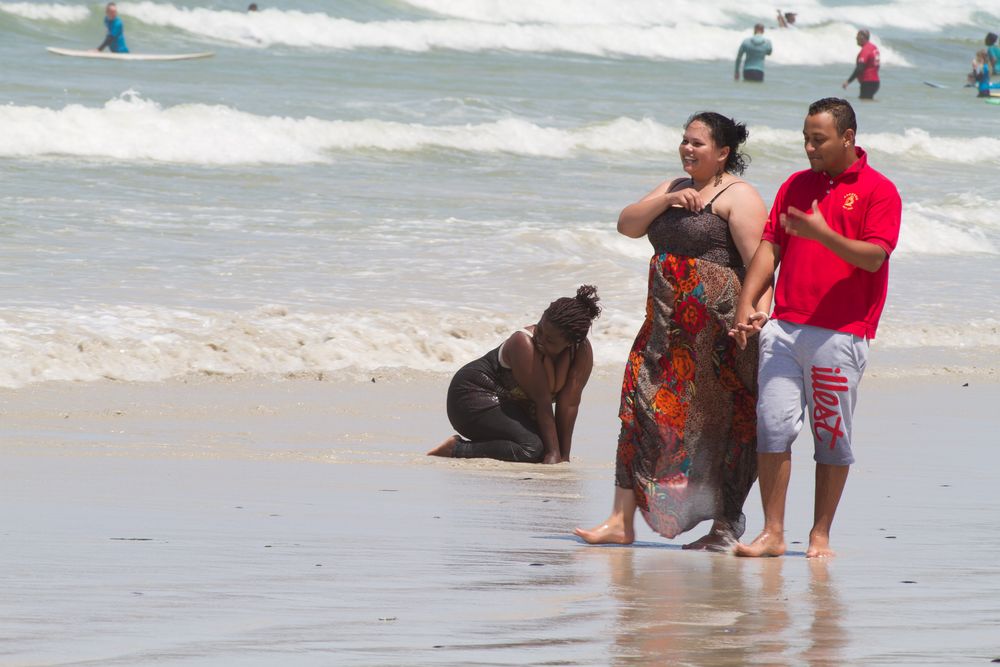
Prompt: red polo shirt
<box><xmin>763</xmin><ymin>147</ymin><xmax>901</xmax><ymax>339</ymax></box>
<box><xmin>857</xmin><ymin>41</ymin><xmax>880</xmax><ymax>82</ymax></box>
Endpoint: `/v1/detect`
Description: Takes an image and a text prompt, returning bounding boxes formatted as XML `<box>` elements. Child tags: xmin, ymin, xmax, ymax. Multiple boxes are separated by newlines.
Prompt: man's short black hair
<box><xmin>807</xmin><ymin>98</ymin><xmax>857</xmax><ymax>136</ymax></box>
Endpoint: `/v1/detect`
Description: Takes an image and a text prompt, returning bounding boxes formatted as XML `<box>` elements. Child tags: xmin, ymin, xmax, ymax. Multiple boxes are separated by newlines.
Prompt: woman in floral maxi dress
<box><xmin>575</xmin><ymin>112</ymin><xmax>771</xmax><ymax>550</ymax></box>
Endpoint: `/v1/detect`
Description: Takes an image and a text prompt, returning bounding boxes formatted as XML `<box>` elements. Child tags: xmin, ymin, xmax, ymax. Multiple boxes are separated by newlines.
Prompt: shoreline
<box><xmin>2</xmin><ymin>364</ymin><xmax>995</xmax><ymax>464</ymax></box>
<box><xmin>2</xmin><ymin>368</ymin><xmax>999</xmax><ymax>665</ymax></box>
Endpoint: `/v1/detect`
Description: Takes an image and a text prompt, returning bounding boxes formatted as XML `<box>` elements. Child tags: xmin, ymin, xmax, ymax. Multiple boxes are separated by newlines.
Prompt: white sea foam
<box><xmin>400</xmin><ymin>0</ymin><xmax>1000</xmax><ymax>31</ymax></box>
<box><xmin>896</xmin><ymin>199</ymin><xmax>999</xmax><ymax>256</ymax></box>
<box><xmin>0</xmin><ymin>1</ymin><xmax>88</xmax><ymax>22</ymax></box>
<box><xmin>5</xmin><ymin>0</ymin><xmax>995</xmax><ymax>32</ymax></box>
<box><xmin>499</xmin><ymin>207</ymin><xmax>1000</xmax><ymax>264</ymax></box>
<box><xmin>113</xmin><ymin>1</ymin><xmax>908</xmax><ymax>65</ymax></box>
<box><xmin>864</xmin><ymin>128</ymin><xmax>1000</xmax><ymax>165</ymax></box>
<box><xmin>0</xmin><ymin>92</ymin><xmax>329</xmax><ymax>165</ymax></box>
<box><xmin>0</xmin><ymin>0</ymin><xmax>914</xmax><ymax>65</ymax></box>
<box><xmin>400</xmin><ymin>0</ymin><xmax>750</xmax><ymax>27</ymax></box>
<box><xmin>0</xmin><ymin>299</ymin><xmax>995</xmax><ymax>388</ymax></box>
<box><xmin>770</xmin><ymin>0</ymin><xmax>1000</xmax><ymax>31</ymax></box>
<box><xmin>876</xmin><ymin>318</ymin><xmax>1000</xmax><ymax>351</ymax></box>
<box><xmin>8</xmin><ymin>93</ymin><xmax>997</xmax><ymax>166</ymax></box>
<box><xmin>0</xmin><ymin>303</ymin><xmax>637</xmax><ymax>387</ymax></box>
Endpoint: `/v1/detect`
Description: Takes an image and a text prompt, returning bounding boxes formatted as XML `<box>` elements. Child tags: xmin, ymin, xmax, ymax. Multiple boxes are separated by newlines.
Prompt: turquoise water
<box><xmin>1</xmin><ymin>0</ymin><xmax>998</xmax><ymax>385</ymax></box>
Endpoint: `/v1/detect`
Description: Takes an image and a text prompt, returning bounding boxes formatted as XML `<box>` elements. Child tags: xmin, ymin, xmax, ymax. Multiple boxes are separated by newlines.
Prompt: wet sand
<box><xmin>1</xmin><ymin>369</ymin><xmax>998</xmax><ymax>666</ymax></box>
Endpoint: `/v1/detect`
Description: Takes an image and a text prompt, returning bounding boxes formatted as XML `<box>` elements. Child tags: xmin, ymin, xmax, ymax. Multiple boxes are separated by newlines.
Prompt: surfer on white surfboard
<box><xmin>96</xmin><ymin>2</ymin><xmax>129</xmax><ymax>54</ymax></box>
<box><xmin>48</xmin><ymin>0</ymin><xmax>213</xmax><ymax>60</ymax></box>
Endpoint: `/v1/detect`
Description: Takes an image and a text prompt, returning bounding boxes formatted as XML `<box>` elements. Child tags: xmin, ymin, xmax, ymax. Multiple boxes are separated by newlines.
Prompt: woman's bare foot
<box><xmin>426</xmin><ymin>435</ymin><xmax>459</xmax><ymax>458</ymax></box>
<box><xmin>683</xmin><ymin>521</ymin><xmax>737</xmax><ymax>552</ymax></box>
<box><xmin>573</xmin><ymin>518</ymin><xmax>634</xmax><ymax>545</ymax></box>
<box><xmin>734</xmin><ymin>530</ymin><xmax>786</xmax><ymax>557</ymax></box>
<box><xmin>683</xmin><ymin>530</ymin><xmax>735</xmax><ymax>552</ymax></box>
<box><xmin>806</xmin><ymin>531</ymin><xmax>836</xmax><ymax>558</ymax></box>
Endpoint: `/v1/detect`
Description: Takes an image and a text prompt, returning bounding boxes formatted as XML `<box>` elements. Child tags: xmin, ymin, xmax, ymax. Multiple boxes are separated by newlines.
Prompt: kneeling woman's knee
<box><xmin>518</xmin><ymin>436</ymin><xmax>545</xmax><ymax>463</ymax></box>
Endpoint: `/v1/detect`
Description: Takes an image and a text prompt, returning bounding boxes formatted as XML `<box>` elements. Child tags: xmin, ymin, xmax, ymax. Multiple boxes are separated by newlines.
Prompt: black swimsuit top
<box><xmin>646</xmin><ymin>180</ymin><xmax>745</xmax><ymax>270</ymax></box>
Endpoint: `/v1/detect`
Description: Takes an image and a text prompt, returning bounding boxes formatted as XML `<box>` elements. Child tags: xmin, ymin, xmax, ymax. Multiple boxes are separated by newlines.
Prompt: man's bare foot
<box><xmin>683</xmin><ymin>530</ymin><xmax>735</xmax><ymax>552</ymax></box>
<box><xmin>573</xmin><ymin>519</ymin><xmax>634</xmax><ymax>545</ymax></box>
<box><xmin>426</xmin><ymin>435</ymin><xmax>459</xmax><ymax>458</ymax></box>
<box><xmin>734</xmin><ymin>530</ymin><xmax>786</xmax><ymax>557</ymax></box>
<box><xmin>806</xmin><ymin>531</ymin><xmax>836</xmax><ymax>558</ymax></box>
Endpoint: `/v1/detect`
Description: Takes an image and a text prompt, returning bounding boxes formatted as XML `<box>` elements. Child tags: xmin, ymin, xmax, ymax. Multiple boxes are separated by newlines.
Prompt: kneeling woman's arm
<box><xmin>554</xmin><ymin>339</ymin><xmax>594</xmax><ymax>462</ymax></box>
<box><xmin>506</xmin><ymin>333</ymin><xmax>563</xmax><ymax>464</ymax></box>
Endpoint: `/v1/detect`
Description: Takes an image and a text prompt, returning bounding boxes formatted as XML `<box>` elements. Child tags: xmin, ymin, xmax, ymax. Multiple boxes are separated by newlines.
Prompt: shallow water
<box><xmin>2</xmin><ymin>0</ymin><xmax>998</xmax><ymax>386</ymax></box>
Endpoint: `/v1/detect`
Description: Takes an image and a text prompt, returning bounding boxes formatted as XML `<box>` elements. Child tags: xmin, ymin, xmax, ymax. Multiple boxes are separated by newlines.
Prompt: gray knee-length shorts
<box><xmin>756</xmin><ymin>319</ymin><xmax>869</xmax><ymax>465</ymax></box>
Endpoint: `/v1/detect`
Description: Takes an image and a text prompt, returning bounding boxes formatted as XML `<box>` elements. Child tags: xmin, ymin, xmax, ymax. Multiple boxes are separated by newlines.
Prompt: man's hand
<box><xmin>728</xmin><ymin>307</ymin><xmax>769</xmax><ymax>350</ymax></box>
<box><xmin>780</xmin><ymin>199</ymin><xmax>830</xmax><ymax>242</ymax></box>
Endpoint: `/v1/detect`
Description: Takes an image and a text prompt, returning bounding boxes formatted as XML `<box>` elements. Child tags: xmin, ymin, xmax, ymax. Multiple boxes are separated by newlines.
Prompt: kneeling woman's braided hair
<box><xmin>542</xmin><ymin>285</ymin><xmax>602</xmax><ymax>343</ymax></box>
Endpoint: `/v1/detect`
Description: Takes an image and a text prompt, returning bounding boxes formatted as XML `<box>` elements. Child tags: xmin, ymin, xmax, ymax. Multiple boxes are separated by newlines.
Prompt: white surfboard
<box><xmin>47</xmin><ymin>47</ymin><xmax>214</xmax><ymax>61</ymax></box>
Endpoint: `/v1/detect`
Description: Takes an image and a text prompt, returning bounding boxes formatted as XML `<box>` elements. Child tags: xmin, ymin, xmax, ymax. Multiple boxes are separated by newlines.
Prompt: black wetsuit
<box><xmin>446</xmin><ymin>345</ymin><xmax>545</xmax><ymax>463</ymax></box>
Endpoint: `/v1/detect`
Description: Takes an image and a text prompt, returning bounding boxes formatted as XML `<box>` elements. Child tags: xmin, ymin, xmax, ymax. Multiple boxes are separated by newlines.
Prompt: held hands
<box><xmin>727</xmin><ymin>307</ymin><xmax>769</xmax><ymax>350</ymax></box>
<box><xmin>665</xmin><ymin>188</ymin><xmax>704</xmax><ymax>212</ymax></box>
<box><xmin>780</xmin><ymin>199</ymin><xmax>829</xmax><ymax>241</ymax></box>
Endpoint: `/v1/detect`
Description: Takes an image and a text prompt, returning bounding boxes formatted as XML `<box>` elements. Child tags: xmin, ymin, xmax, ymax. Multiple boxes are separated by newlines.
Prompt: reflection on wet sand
<box><xmin>801</xmin><ymin>560</ymin><xmax>847</xmax><ymax>667</ymax></box>
<box><xmin>584</xmin><ymin>548</ymin><xmax>846</xmax><ymax>665</ymax></box>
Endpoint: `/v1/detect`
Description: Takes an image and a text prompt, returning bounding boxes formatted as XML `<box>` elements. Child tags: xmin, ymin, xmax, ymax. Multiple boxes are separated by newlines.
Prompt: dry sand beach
<box><xmin>2</xmin><ymin>367</ymin><xmax>998</xmax><ymax>666</ymax></box>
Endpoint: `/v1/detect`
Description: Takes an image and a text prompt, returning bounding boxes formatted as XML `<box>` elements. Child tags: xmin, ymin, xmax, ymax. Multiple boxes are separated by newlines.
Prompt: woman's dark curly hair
<box><xmin>686</xmin><ymin>111</ymin><xmax>751</xmax><ymax>175</ymax></box>
<box><xmin>543</xmin><ymin>284</ymin><xmax>601</xmax><ymax>343</ymax></box>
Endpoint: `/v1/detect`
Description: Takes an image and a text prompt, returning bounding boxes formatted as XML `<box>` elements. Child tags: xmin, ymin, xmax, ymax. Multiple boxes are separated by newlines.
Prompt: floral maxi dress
<box><xmin>616</xmin><ymin>192</ymin><xmax>759</xmax><ymax>539</ymax></box>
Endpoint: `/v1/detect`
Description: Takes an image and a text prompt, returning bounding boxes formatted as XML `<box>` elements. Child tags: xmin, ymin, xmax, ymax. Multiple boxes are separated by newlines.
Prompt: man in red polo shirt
<box><xmin>729</xmin><ymin>97</ymin><xmax>901</xmax><ymax>558</ymax></box>
<box><xmin>843</xmin><ymin>29</ymin><xmax>881</xmax><ymax>99</ymax></box>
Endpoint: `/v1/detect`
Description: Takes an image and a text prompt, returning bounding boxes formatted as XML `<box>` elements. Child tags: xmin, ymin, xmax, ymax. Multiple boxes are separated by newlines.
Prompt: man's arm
<box><xmin>843</xmin><ymin>60</ymin><xmax>864</xmax><ymax>87</ymax></box>
<box><xmin>781</xmin><ymin>199</ymin><xmax>888</xmax><ymax>272</ymax></box>
<box><xmin>730</xmin><ymin>240</ymin><xmax>780</xmax><ymax>350</ymax></box>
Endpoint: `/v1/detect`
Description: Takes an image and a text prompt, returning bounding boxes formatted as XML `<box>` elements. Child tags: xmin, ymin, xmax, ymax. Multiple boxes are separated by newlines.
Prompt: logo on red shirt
<box><xmin>843</xmin><ymin>193</ymin><xmax>859</xmax><ymax>210</ymax></box>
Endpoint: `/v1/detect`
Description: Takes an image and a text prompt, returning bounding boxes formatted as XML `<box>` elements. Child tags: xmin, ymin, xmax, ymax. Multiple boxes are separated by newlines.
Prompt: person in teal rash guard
<box><xmin>986</xmin><ymin>33</ymin><xmax>1000</xmax><ymax>76</ymax></box>
<box><xmin>735</xmin><ymin>24</ymin><xmax>773</xmax><ymax>82</ymax></box>
<box><xmin>971</xmin><ymin>49</ymin><xmax>1000</xmax><ymax>97</ymax></box>
<box><xmin>97</xmin><ymin>2</ymin><xmax>129</xmax><ymax>53</ymax></box>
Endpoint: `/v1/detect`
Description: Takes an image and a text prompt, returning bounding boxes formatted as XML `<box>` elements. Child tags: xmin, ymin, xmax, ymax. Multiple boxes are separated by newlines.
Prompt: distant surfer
<box><xmin>986</xmin><ymin>32</ymin><xmax>1000</xmax><ymax>75</ymax></box>
<box><xmin>970</xmin><ymin>50</ymin><xmax>1000</xmax><ymax>98</ymax></box>
<box><xmin>842</xmin><ymin>30</ymin><xmax>880</xmax><ymax>100</ymax></box>
<box><xmin>776</xmin><ymin>10</ymin><xmax>796</xmax><ymax>28</ymax></box>
<box><xmin>96</xmin><ymin>2</ymin><xmax>128</xmax><ymax>54</ymax></box>
<box><xmin>248</xmin><ymin>3</ymin><xmax>259</xmax><ymax>10</ymax></box>
<box><xmin>735</xmin><ymin>23</ymin><xmax>773</xmax><ymax>82</ymax></box>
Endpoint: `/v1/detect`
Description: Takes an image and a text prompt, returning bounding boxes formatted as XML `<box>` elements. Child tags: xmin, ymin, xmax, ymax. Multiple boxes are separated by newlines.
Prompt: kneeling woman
<box><xmin>428</xmin><ymin>286</ymin><xmax>601</xmax><ymax>464</ymax></box>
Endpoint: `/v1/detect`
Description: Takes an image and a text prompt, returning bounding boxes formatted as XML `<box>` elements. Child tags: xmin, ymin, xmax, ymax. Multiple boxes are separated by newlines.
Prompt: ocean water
<box><xmin>1</xmin><ymin>0</ymin><xmax>998</xmax><ymax>386</ymax></box>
